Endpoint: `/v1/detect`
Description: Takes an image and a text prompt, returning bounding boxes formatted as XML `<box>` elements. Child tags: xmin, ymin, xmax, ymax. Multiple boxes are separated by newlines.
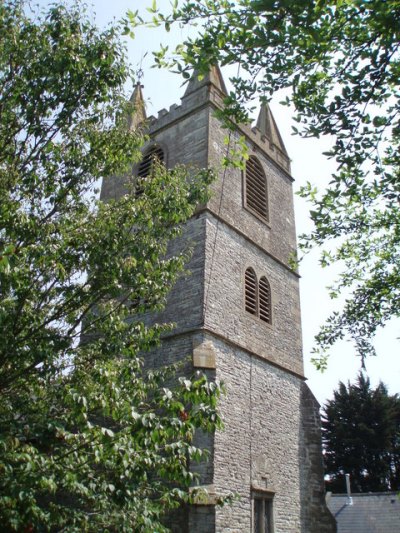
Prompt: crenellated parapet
<box><xmin>136</xmin><ymin>65</ymin><xmax>291</xmax><ymax>175</ymax></box>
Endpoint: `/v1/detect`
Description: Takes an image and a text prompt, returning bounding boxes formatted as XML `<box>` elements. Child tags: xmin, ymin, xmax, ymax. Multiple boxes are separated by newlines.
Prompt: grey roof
<box><xmin>327</xmin><ymin>492</ymin><xmax>400</xmax><ymax>533</ymax></box>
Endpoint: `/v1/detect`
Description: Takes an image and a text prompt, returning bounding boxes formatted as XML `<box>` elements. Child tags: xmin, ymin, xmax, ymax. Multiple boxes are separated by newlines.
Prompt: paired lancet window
<box><xmin>244</xmin><ymin>156</ymin><xmax>269</xmax><ymax>222</ymax></box>
<box><xmin>245</xmin><ymin>267</ymin><xmax>271</xmax><ymax>324</ymax></box>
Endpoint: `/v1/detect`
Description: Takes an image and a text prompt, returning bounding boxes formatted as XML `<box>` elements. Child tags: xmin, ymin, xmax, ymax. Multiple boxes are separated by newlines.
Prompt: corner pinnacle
<box><xmin>128</xmin><ymin>82</ymin><xmax>147</xmax><ymax>130</ymax></box>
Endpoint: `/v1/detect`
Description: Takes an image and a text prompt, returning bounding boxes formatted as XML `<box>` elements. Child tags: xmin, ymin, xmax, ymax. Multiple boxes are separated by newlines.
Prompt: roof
<box><xmin>327</xmin><ymin>492</ymin><xmax>400</xmax><ymax>533</ymax></box>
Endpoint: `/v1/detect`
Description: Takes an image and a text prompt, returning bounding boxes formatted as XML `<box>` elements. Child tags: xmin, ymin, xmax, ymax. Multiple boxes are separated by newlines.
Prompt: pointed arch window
<box><xmin>136</xmin><ymin>144</ymin><xmax>164</xmax><ymax>195</ymax></box>
<box><xmin>244</xmin><ymin>268</ymin><xmax>272</xmax><ymax>324</ymax></box>
<box><xmin>244</xmin><ymin>156</ymin><xmax>269</xmax><ymax>222</ymax></box>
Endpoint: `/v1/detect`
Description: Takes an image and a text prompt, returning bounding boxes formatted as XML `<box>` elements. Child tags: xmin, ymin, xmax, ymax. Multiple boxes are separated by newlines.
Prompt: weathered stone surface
<box><xmin>193</xmin><ymin>339</ymin><xmax>216</xmax><ymax>369</ymax></box>
<box><xmin>100</xmin><ymin>66</ymin><xmax>335</xmax><ymax>533</ymax></box>
<box><xmin>203</xmin><ymin>212</ymin><xmax>304</xmax><ymax>376</ymax></box>
<box><xmin>300</xmin><ymin>383</ymin><xmax>338</xmax><ymax>533</ymax></box>
<box><xmin>213</xmin><ymin>336</ymin><xmax>302</xmax><ymax>531</ymax></box>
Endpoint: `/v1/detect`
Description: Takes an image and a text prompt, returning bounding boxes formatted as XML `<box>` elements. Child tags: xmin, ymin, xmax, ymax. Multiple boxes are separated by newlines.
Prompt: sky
<box><xmin>36</xmin><ymin>0</ymin><xmax>400</xmax><ymax>405</ymax></box>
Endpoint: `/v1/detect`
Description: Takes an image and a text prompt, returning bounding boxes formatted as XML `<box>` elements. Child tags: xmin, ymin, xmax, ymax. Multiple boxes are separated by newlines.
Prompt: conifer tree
<box><xmin>322</xmin><ymin>373</ymin><xmax>400</xmax><ymax>493</ymax></box>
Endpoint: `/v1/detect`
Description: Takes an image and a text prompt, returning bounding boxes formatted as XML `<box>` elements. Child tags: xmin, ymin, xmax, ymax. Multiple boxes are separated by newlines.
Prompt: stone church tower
<box><xmin>101</xmin><ymin>66</ymin><xmax>336</xmax><ymax>532</ymax></box>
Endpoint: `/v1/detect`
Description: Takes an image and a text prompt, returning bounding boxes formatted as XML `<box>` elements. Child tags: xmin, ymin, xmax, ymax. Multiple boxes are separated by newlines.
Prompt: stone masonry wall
<box><xmin>211</xmin><ymin>335</ymin><xmax>303</xmax><ymax>532</ymax></box>
<box><xmin>149</xmin><ymin>105</ymin><xmax>209</xmax><ymax>170</ymax></box>
<box><xmin>207</xmin><ymin>111</ymin><xmax>298</xmax><ymax>270</ymax></box>
<box><xmin>132</xmin><ymin>104</ymin><xmax>210</xmax><ymax>334</ymax></box>
<box><xmin>203</xmin><ymin>212</ymin><xmax>304</xmax><ymax>376</ymax></box>
<box><xmin>300</xmin><ymin>383</ymin><xmax>337</xmax><ymax>533</ymax></box>
<box><xmin>147</xmin><ymin>214</ymin><xmax>206</xmax><ymax>333</ymax></box>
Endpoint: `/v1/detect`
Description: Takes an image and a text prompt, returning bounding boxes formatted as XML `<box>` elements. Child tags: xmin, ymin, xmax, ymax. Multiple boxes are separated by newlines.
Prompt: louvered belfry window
<box><xmin>245</xmin><ymin>267</ymin><xmax>257</xmax><ymax>315</ymax></box>
<box><xmin>259</xmin><ymin>276</ymin><xmax>271</xmax><ymax>324</ymax></box>
<box><xmin>245</xmin><ymin>156</ymin><xmax>268</xmax><ymax>221</ymax></box>
<box><xmin>136</xmin><ymin>145</ymin><xmax>164</xmax><ymax>194</ymax></box>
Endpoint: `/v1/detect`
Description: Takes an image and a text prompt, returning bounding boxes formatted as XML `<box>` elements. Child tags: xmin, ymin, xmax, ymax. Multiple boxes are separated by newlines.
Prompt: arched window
<box><xmin>138</xmin><ymin>144</ymin><xmax>164</xmax><ymax>177</ymax></box>
<box><xmin>259</xmin><ymin>276</ymin><xmax>271</xmax><ymax>324</ymax></box>
<box><xmin>244</xmin><ymin>156</ymin><xmax>268</xmax><ymax>221</ymax></box>
<box><xmin>136</xmin><ymin>145</ymin><xmax>164</xmax><ymax>194</ymax></box>
<box><xmin>245</xmin><ymin>268</ymin><xmax>272</xmax><ymax>324</ymax></box>
<box><xmin>244</xmin><ymin>267</ymin><xmax>257</xmax><ymax>316</ymax></box>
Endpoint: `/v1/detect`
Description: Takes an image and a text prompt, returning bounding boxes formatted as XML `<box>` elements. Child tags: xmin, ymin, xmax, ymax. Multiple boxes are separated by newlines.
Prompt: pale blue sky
<box><xmin>35</xmin><ymin>0</ymin><xmax>400</xmax><ymax>405</ymax></box>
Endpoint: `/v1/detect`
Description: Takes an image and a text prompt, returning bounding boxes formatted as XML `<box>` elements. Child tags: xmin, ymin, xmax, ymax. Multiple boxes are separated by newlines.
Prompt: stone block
<box><xmin>193</xmin><ymin>340</ymin><xmax>216</xmax><ymax>369</ymax></box>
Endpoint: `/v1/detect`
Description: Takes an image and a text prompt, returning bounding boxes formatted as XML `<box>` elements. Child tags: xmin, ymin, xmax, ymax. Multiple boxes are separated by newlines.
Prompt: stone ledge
<box><xmin>189</xmin><ymin>484</ymin><xmax>217</xmax><ymax>506</ymax></box>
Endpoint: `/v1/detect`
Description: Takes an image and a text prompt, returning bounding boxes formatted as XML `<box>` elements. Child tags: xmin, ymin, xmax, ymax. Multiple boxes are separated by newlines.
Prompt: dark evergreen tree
<box><xmin>322</xmin><ymin>373</ymin><xmax>400</xmax><ymax>493</ymax></box>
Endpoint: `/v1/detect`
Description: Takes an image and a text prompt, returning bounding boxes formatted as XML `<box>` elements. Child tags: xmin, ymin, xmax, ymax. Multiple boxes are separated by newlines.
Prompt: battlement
<box><xmin>145</xmin><ymin>78</ymin><xmax>291</xmax><ymax>176</ymax></box>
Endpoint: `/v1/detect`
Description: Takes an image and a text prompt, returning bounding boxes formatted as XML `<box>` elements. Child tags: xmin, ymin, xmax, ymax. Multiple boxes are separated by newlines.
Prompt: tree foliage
<box><xmin>322</xmin><ymin>373</ymin><xmax>400</xmax><ymax>493</ymax></box>
<box><xmin>0</xmin><ymin>2</ymin><xmax>220</xmax><ymax>531</ymax></box>
<box><xmin>135</xmin><ymin>0</ymin><xmax>400</xmax><ymax>367</ymax></box>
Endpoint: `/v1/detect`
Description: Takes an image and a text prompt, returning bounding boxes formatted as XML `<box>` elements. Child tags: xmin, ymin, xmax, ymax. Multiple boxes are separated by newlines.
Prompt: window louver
<box><xmin>245</xmin><ymin>267</ymin><xmax>257</xmax><ymax>315</ymax></box>
<box><xmin>245</xmin><ymin>156</ymin><xmax>268</xmax><ymax>221</ymax></box>
<box><xmin>138</xmin><ymin>145</ymin><xmax>164</xmax><ymax>177</ymax></box>
<box><xmin>136</xmin><ymin>145</ymin><xmax>164</xmax><ymax>195</ymax></box>
<box><xmin>259</xmin><ymin>276</ymin><xmax>271</xmax><ymax>324</ymax></box>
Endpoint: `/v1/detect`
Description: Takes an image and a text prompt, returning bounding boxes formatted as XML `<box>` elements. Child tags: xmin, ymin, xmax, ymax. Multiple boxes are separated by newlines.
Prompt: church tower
<box><xmin>101</xmin><ymin>67</ymin><xmax>336</xmax><ymax>533</ymax></box>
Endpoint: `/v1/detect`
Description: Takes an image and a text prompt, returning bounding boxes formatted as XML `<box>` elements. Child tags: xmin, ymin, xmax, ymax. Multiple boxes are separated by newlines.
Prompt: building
<box><xmin>327</xmin><ymin>492</ymin><xmax>400</xmax><ymax>533</ymax></box>
<box><xmin>101</xmin><ymin>65</ymin><xmax>336</xmax><ymax>532</ymax></box>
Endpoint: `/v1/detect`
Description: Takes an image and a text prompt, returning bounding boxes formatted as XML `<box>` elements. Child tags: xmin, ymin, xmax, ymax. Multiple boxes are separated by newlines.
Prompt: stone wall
<box><xmin>212</xmin><ymin>335</ymin><xmax>304</xmax><ymax>532</ymax></box>
<box><xmin>203</xmin><ymin>212</ymin><xmax>304</xmax><ymax>376</ymax></box>
<box><xmin>147</xmin><ymin>215</ymin><xmax>206</xmax><ymax>333</ymax></box>
<box><xmin>207</xmin><ymin>112</ymin><xmax>297</xmax><ymax>270</ymax></box>
<box><xmin>300</xmin><ymin>383</ymin><xmax>337</xmax><ymax>533</ymax></box>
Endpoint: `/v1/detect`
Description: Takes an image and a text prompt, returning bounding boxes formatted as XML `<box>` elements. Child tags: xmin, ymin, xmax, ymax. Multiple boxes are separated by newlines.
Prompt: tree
<box><xmin>134</xmin><ymin>0</ymin><xmax>400</xmax><ymax>367</ymax></box>
<box><xmin>322</xmin><ymin>373</ymin><xmax>400</xmax><ymax>493</ymax></box>
<box><xmin>0</xmin><ymin>2</ymin><xmax>220</xmax><ymax>531</ymax></box>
